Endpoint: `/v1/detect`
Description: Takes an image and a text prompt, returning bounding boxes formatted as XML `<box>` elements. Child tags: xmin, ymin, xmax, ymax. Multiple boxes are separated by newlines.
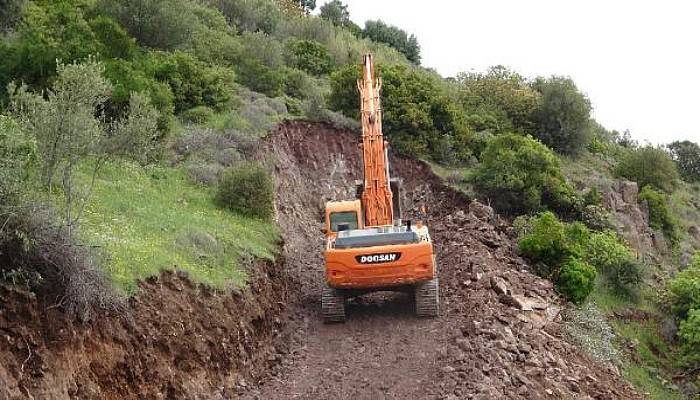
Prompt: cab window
<box><xmin>330</xmin><ymin>211</ymin><xmax>358</xmax><ymax>232</ymax></box>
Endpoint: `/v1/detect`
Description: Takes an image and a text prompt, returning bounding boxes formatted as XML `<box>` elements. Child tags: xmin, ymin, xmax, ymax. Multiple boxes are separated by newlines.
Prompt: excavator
<box><xmin>321</xmin><ymin>54</ymin><xmax>439</xmax><ymax>323</ymax></box>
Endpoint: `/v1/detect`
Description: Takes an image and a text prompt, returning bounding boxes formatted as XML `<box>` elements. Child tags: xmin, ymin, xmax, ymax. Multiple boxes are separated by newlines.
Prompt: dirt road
<box><xmin>244</xmin><ymin>121</ymin><xmax>641</xmax><ymax>400</ymax></box>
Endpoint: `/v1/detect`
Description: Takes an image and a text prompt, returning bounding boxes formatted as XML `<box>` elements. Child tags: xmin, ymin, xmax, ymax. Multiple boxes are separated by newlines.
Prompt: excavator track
<box><xmin>414</xmin><ymin>277</ymin><xmax>439</xmax><ymax>317</ymax></box>
<box><xmin>322</xmin><ymin>286</ymin><xmax>346</xmax><ymax>323</ymax></box>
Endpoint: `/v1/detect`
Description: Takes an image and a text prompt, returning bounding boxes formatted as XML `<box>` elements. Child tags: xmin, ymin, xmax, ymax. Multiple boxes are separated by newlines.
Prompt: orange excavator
<box><xmin>321</xmin><ymin>54</ymin><xmax>439</xmax><ymax>323</ymax></box>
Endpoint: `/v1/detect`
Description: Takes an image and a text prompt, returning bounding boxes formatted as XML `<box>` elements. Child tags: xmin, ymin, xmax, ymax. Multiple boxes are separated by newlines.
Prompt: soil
<box><xmin>0</xmin><ymin>120</ymin><xmax>642</xmax><ymax>399</ymax></box>
<box><xmin>0</xmin><ymin>260</ymin><xmax>285</xmax><ymax>399</ymax></box>
<box><xmin>242</xmin><ymin>120</ymin><xmax>642</xmax><ymax>399</ymax></box>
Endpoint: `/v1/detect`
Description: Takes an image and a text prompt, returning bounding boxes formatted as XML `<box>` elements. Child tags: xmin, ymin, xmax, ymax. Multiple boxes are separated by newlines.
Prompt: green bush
<box><xmin>216</xmin><ymin>164</ymin><xmax>274</xmax><ymax>220</ymax></box>
<box><xmin>235</xmin><ymin>60</ymin><xmax>285</xmax><ymax>97</ymax></box>
<box><xmin>472</xmin><ymin>134</ymin><xmax>575</xmax><ymax>214</ymax></box>
<box><xmin>518</xmin><ymin>212</ymin><xmax>583</xmax><ymax>275</ymax></box>
<box><xmin>668</xmin><ymin>140</ymin><xmax>700</xmax><ymax>183</ymax></box>
<box><xmin>557</xmin><ymin>258</ymin><xmax>596</xmax><ymax>304</ymax></box>
<box><xmin>98</xmin><ymin>0</ymin><xmax>225</xmax><ymax>50</ymax></box>
<box><xmin>457</xmin><ymin>66</ymin><xmax>541</xmax><ymax>135</ymax></box>
<box><xmin>0</xmin><ymin>115</ymin><xmax>36</xmax><ymax>203</ymax></box>
<box><xmin>530</xmin><ymin>76</ymin><xmax>592</xmax><ymax>156</ymax></box>
<box><xmin>518</xmin><ymin>212</ymin><xmax>641</xmax><ymax>299</ymax></box>
<box><xmin>678</xmin><ymin>308</ymin><xmax>700</xmax><ymax>366</ymax></box>
<box><xmin>103</xmin><ymin>59</ymin><xmax>175</xmax><ymax>131</ymax></box>
<box><xmin>615</xmin><ymin>145</ymin><xmax>680</xmax><ymax>193</ymax></box>
<box><xmin>88</xmin><ymin>15</ymin><xmax>138</xmax><ymax>60</ymax></box>
<box><xmin>638</xmin><ymin>185</ymin><xmax>679</xmax><ymax>246</ymax></box>
<box><xmin>286</xmin><ymin>39</ymin><xmax>334</xmax><ymax>76</ymax></box>
<box><xmin>584</xmin><ymin>230</ymin><xmax>641</xmax><ymax>296</ymax></box>
<box><xmin>181</xmin><ymin>106</ymin><xmax>215</xmax><ymax>124</ymax></box>
<box><xmin>0</xmin><ymin>1</ymin><xmax>103</xmax><ymax>94</ymax></box>
<box><xmin>668</xmin><ymin>254</ymin><xmax>700</xmax><ymax>319</ymax></box>
<box><xmin>147</xmin><ymin>51</ymin><xmax>237</xmax><ymax>113</ymax></box>
<box><xmin>579</xmin><ymin>205</ymin><xmax>613</xmax><ymax>231</ymax></box>
<box><xmin>362</xmin><ymin>20</ymin><xmax>420</xmax><ymax>64</ymax></box>
<box><xmin>207</xmin><ymin>0</ymin><xmax>283</xmax><ymax>34</ymax></box>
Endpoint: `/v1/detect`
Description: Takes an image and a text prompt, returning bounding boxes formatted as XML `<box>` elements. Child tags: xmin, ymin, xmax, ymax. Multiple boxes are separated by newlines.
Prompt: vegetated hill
<box><xmin>1</xmin><ymin>0</ymin><xmax>699</xmax><ymax>398</ymax></box>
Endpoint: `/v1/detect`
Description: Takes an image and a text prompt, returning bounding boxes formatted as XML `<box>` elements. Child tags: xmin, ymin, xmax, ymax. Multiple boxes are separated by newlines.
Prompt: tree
<box><xmin>615</xmin><ymin>145</ymin><xmax>680</xmax><ymax>193</ymax></box>
<box><xmin>531</xmin><ymin>76</ymin><xmax>592</xmax><ymax>155</ymax></box>
<box><xmin>472</xmin><ymin>134</ymin><xmax>575</xmax><ymax>214</ymax></box>
<box><xmin>9</xmin><ymin>59</ymin><xmax>159</xmax><ymax>237</ymax></box>
<box><xmin>0</xmin><ymin>1</ymin><xmax>105</xmax><ymax>94</ymax></box>
<box><xmin>298</xmin><ymin>0</ymin><xmax>315</xmax><ymax>13</ymax></box>
<box><xmin>668</xmin><ymin>140</ymin><xmax>700</xmax><ymax>183</ymax></box>
<box><xmin>286</xmin><ymin>39</ymin><xmax>334</xmax><ymax>76</ymax></box>
<box><xmin>457</xmin><ymin>66</ymin><xmax>541</xmax><ymax>134</ymax></box>
<box><xmin>362</xmin><ymin>20</ymin><xmax>421</xmax><ymax>64</ymax></box>
<box><xmin>319</xmin><ymin>0</ymin><xmax>350</xmax><ymax>27</ymax></box>
<box><xmin>329</xmin><ymin>63</ymin><xmax>471</xmax><ymax>163</ymax></box>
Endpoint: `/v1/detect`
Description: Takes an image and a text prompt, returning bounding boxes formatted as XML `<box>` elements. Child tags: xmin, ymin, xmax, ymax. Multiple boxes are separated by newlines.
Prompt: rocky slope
<box><xmin>242</xmin><ymin>121</ymin><xmax>641</xmax><ymax>399</ymax></box>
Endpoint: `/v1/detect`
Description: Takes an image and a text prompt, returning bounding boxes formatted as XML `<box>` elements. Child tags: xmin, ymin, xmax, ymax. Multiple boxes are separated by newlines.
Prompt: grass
<box><xmin>588</xmin><ymin>281</ymin><xmax>686</xmax><ymax>399</ymax></box>
<box><xmin>623</xmin><ymin>363</ymin><xmax>685</xmax><ymax>400</ymax></box>
<box><xmin>74</xmin><ymin>160</ymin><xmax>279</xmax><ymax>295</ymax></box>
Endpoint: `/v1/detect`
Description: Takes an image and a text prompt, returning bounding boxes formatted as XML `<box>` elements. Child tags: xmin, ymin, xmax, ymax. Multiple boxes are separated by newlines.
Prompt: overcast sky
<box><xmin>322</xmin><ymin>0</ymin><xmax>699</xmax><ymax>144</ymax></box>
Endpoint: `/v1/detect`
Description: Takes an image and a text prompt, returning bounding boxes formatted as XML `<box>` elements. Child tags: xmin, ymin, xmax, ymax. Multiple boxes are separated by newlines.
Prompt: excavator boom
<box><xmin>358</xmin><ymin>54</ymin><xmax>394</xmax><ymax>227</ymax></box>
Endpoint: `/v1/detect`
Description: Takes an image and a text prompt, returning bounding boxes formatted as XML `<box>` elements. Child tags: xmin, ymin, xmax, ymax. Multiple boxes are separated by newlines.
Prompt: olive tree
<box><xmin>9</xmin><ymin>58</ymin><xmax>159</xmax><ymax>237</ymax></box>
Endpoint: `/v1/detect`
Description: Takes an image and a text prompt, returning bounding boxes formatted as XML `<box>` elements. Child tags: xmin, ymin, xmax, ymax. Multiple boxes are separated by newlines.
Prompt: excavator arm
<box><xmin>357</xmin><ymin>54</ymin><xmax>394</xmax><ymax>227</ymax></box>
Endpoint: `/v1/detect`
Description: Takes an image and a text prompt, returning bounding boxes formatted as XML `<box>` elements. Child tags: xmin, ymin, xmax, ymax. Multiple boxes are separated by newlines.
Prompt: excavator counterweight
<box><xmin>321</xmin><ymin>54</ymin><xmax>439</xmax><ymax>323</ymax></box>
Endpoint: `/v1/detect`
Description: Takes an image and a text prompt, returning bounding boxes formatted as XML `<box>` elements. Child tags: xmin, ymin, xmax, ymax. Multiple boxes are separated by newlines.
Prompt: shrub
<box><xmin>88</xmin><ymin>15</ymin><xmax>138</xmax><ymax>60</ymax></box>
<box><xmin>362</xmin><ymin>20</ymin><xmax>420</xmax><ymax>64</ymax></box>
<box><xmin>147</xmin><ymin>51</ymin><xmax>237</xmax><ymax>113</ymax></box>
<box><xmin>584</xmin><ymin>230</ymin><xmax>641</xmax><ymax>296</ymax></box>
<box><xmin>668</xmin><ymin>254</ymin><xmax>700</xmax><ymax>318</ymax></box>
<box><xmin>457</xmin><ymin>66</ymin><xmax>541</xmax><ymax>135</ymax></box>
<box><xmin>206</xmin><ymin>0</ymin><xmax>283</xmax><ymax>34</ymax></box>
<box><xmin>668</xmin><ymin>140</ymin><xmax>700</xmax><ymax>183</ymax></box>
<box><xmin>103</xmin><ymin>58</ymin><xmax>175</xmax><ymax>132</ymax></box>
<box><xmin>557</xmin><ymin>258</ymin><xmax>596</xmax><ymax>304</ymax></box>
<box><xmin>615</xmin><ymin>145</ymin><xmax>680</xmax><ymax>193</ymax></box>
<box><xmin>0</xmin><ymin>115</ymin><xmax>36</xmax><ymax>203</ymax></box>
<box><xmin>216</xmin><ymin>164</ymin><xmax>274</xmax><ymax>219</ymax></box>
<box><xmin>638</xmin><ymin>185</ymin><xmax>679</xmax><ymax>246</ymax></box>
<box><xmin>472</xmin><ymin>134</ymin><xmax>575</xmax><ymax>214</ymax></box>
<box><xmin>678</xmin><ymin>308</ymin><xmax>700</xmax><ymax>366</ymax></box>
<box><xmin>530</xmin><ymin>76</ymin><xmax>592</xmax><ymax>155</ymax></box>
<box><xmin>181</xmin><ymin>106</ymin><xmax>215</xmax><ymax>124</ymax></box>
<box><xmin>98</xmin><ymin>0</ymin><xmax>225</xmax><ymax>50</ymax></box>
<box><xmin>0</xmin><ymin>206</ymin><xmax>124</xmax><ymax>321</ymax></box>
<box><xmin>286</xmin><ymin>39</ymin><xmax>334</xmax><ymax>76</ymax></box>
<box><xmin>579</xmin><ymin>205</ymin><xmax>613</xmax><ymax>231</ymax></box>
<box><xmin>517</xmin><ymin>212</ymin><xmax>582</xmax><ymax>276</ymax></box>
<box><xmin>0</xmin><ymin>1</ymin><xmax>104</xmax><ymax>94</ymax></box>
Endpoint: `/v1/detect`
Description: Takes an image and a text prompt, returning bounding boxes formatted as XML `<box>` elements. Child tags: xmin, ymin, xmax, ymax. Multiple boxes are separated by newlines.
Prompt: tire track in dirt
<box><xmin>243</xmin><ymin>121</ymin><xmax>641</xmax><ymax>400</ymax></box>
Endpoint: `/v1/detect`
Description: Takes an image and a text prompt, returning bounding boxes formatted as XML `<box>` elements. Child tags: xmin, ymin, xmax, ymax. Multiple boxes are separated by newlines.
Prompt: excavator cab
<box><xmin>321</xmin><ymin>54</ymin><xmax>439</xmax><ymax>323</ymax></box>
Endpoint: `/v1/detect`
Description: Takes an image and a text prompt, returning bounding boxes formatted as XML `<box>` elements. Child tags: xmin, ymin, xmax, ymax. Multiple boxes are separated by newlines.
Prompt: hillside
<box><xmin>1</xmin><ymin>0</ymin><xmax>700</xmax><ymax>399</ymax></box>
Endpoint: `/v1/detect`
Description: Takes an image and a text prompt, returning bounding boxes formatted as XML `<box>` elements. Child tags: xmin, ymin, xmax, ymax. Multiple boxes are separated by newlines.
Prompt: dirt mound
<box><xmin>0</xmin><ymin>260</ymin><xmax>284</xmax><ymax>399</ymax></box>
<box><xmin>245</xmin><ymin>120</ymin><xmax>640</xmax><ymax>399</ymax></box>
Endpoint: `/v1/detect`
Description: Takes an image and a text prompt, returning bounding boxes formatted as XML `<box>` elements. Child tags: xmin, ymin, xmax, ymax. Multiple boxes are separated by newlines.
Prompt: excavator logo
<box><xmin>356</xmin><ymin>252</ymin><xmax>401</xmax><ymax>264</ymax></box>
